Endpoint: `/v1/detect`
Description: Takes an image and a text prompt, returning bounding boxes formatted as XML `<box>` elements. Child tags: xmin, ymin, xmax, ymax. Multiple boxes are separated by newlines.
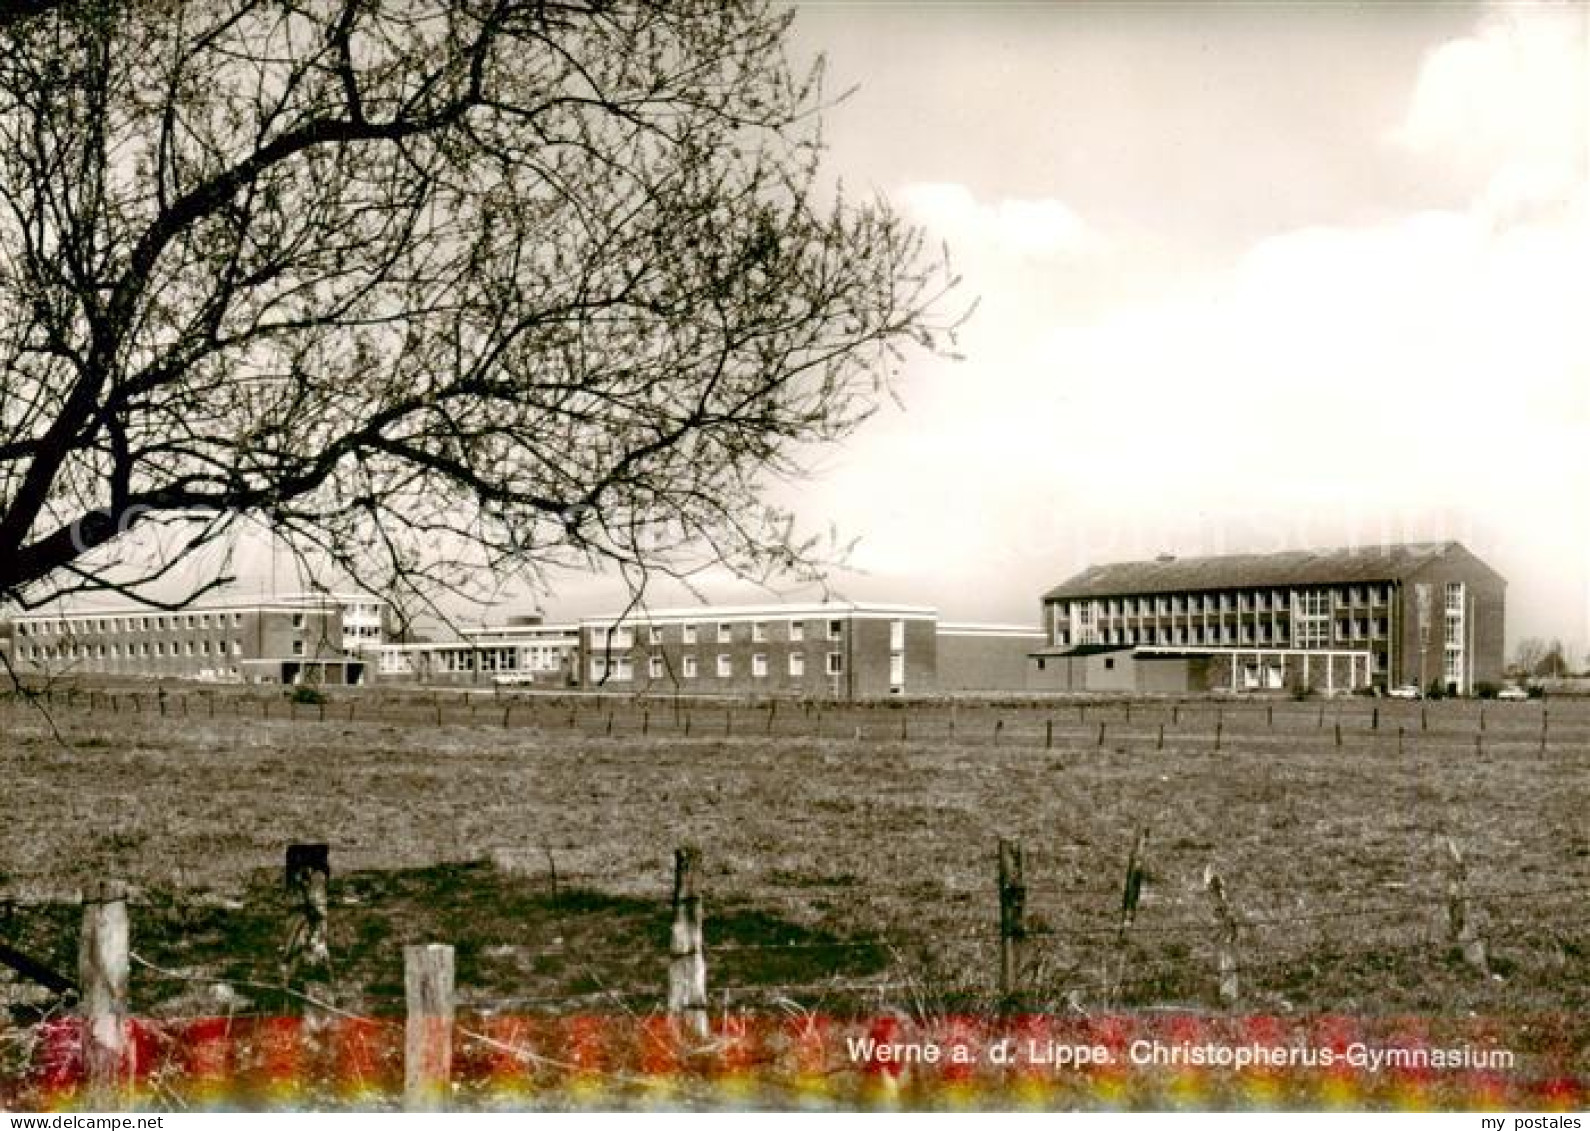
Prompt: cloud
<box><xmin>1393</xmin><ymin>3</ymin><xmax>1588</xmax><ymax>223</ymax></box>
<box><xmin>897</xmin><ymin>182</ymin><xmax>1105</xmax><ymax>260</ymax></box>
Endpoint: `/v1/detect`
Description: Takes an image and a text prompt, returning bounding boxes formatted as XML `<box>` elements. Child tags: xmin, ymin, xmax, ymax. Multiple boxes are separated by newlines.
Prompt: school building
<box><xmin>1031</xmin><ymin>541</ymin><xmax>1505</xmax><ymax>696</ymax></box>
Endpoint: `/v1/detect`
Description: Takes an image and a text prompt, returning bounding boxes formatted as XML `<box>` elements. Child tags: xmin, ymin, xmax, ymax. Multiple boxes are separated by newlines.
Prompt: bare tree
<box><xmin>1511</xmin><ymin>638</ymin><xmax>1547</xmax><ymax>678</ymax></box>
<box><xmin>0</xmin><ymin>1</ymin><xmax>957</xmax><ymax>616</ymax></box>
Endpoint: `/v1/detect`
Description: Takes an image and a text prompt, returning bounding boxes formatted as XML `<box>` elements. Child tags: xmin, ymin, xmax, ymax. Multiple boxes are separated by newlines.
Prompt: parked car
<box><xmin>1387</xmin><ymin>684</ymin><xmax>1422</xmax><ymax>700</ymax></box>
<box><xmin>491</xmin><ymin>672</ymin><xmax>536</xmax><ymax>686</ymax></box>
<box><xmin>1496</xmin><ymin>684</ymin><xmax>1529</xmax><ymax>701</ymax></box>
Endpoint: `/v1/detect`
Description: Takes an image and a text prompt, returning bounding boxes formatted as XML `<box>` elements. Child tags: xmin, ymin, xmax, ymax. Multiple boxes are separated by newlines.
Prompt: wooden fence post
<box><xmin>1156</xmin><ymin>724</ymin><xmax>1164</xmax><ymax>751</ymax></box>
<box><xmin>1114</xmin><ymin>827</ymin><xmax>1149</xmax><ymax>1001</ymax></box>
<box><xmin>404</xmin><ymin>944</ymin><xmax>455</xmax><ymax>1112</ymax></box>
<box><xmin>1444</xmin><ymin>839</ymin><xmax>1488</xmax><ymax>973</ymax></box>
<box><xmin>1097</xmin><ymin>721</ymin><xmax>1106</xmax><ymax>748</ymax></box>
<box><xmin>1214</xmin><ymin>717</ymin><xmax>1223</xmax><ymax>753</ymax></box>
<box><xmin>1421</xmin><ymin>706</ymin><xmax>1428</xmax><ymax>732</ymax></box>
<box><xmin>1334</xmin><ymin>722</ymin><xmax>1341</xmax><ymax>748</ymax></box>
<box><xmin>1397</xmin><ymin>726</ymin><xmax>1405</xmax><ymax>757</ymax></box>
<box><xmin>283</xmin><ymin>844</ymin><xmax>332</xmax><ymax>1010</ymax></box>
<box><xmin>1203</xmin><ymin>867</ymin><xmax>1239</xmax><ymax>1007</ymax></box>
<box><xmin>994</xmin><ymin>718</ymin><xmax>1004</xmax><ymax>747</ymax></box>
<box><xmin>669</xmin><ymin>847</ymin><xmax>708</xmax><ymax>1039</ymax></box>
<box><xmin>997</xmin><ymin>839</ymin><xmax>1025</xmax><ymax>1001</ymax></box>
<box><xmin>1371</xmin><ymin>706</ymin><xmax>1379</xmax><ymax>731</ymax></box>
<box><xmin>79</xmin><ymin>881</ymin><xmax>131</xmax><ymax>1106</ymax></box>
<box><xmin>1045</xmin><ymin>719</ymin><xmax>1053</xmax><ymax>749</ymax></box>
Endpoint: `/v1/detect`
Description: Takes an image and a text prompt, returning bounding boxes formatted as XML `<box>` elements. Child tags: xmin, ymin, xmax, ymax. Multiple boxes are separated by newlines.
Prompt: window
<box><xmin>608</xmin><ymin>627</ymin><xmax>633</xmax><ymax>649</ymax></box>
<box><xmin>889</xmin><ymin>619</ymin><xmax>905</xmax><ymax>651</ymax></box>
<box><xmin>183</xmin><ymin>641</ymin><xmax>193</xmax><ymax>656</ymax></box>
<box><xmin>199</xmin><ymin>613</ymin><xmax>210</xmax><ymax>628</ymax></box>
<box><xmin>752</xmin><ymin>621</ymin><xmax>767</xmax><ymax>643</ymax></box>
<box><xmin>291</xmin><ymin>640</ymin><xmax>304</xmax><ymax>657</ymax></box>
<box><xmin>200</xmin><ymin>640</ymin><xmax>209</xmax><ymax>655</ymax></box>
<box><xmin>233</xmin><ymin>612</ymin><xmax>243</xmax><ymax>626</ymax></box>
<box><xmin>827</xmin><ymin>619</ymin><xmax>843</xmax><ymax>640</ymax></box>
<box><xmin>717</xmin><ymin>622</ymin><xmax>733</xmax><ymax>644</ymax></box>
<box><xmin>648</xmin><ymin>626</ymin><xmax>664</xmax><ymax>645</ymax></box>
<box><xmin>1104</xmin><ymin>657</ymin><xmax>1116</xmax><ymax>670</ymax></box>
<box><xmin>292</xmin><ymin>613</ymin><xmax>305</xmax><ymax>629</ymax></box>
<box><xmin>233</xmin><ymin>641</ymin><xmax>243</xmax><ymax>655</ymax></box>
<box><xmin>649</xmin><ymin>655</ymin><xmax>664</xmax><ymax>679</ymax></box>
<box><xmin>825</xmin><ymin>652</ymin><xmax>844</xmax><ymax>675</ymax></box>
<box><xmin>682</xmin><ymin>655</ymin><xmax>698</xmax><ymax>678</ymax></box>
<box><xmin>154</xmin><ymin>642</ymin><xmax>164</xmax><ymax>656</ymax></box>
<box><xmin>789</xmin><ymin>652</ymin><xmax>805</xmax><ymax>677</ymax></box>
<box><xmin>789</xmin><ymin>620</ymin><xmax>804</xmax><ymax>642</ymax></box>
<box><xmin>717</xmin><ymin>654</ymin><xmax>732</xmax><ymax>677</ymax></box>
<box><xmin>752</xmin><ymin>653</ymin><xmax>767</xmax><ymax>678</ymax></box>
<box><xmin>681</xmin><ymin>623</ymin><xmax>698</xmax><ymax>645</ymax></box>
<box><xmin>1445</xmin><ymin>581</ymin><xmax>1465</xmax><ymax>612</ymax></box>
<box><xmin>109</xmin><ymin>644</ymin><xmax>119</xmax><ymax>658</ymax></box>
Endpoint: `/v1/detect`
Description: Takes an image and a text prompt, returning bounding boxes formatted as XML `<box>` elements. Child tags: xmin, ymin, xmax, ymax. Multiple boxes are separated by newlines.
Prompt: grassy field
<box><xmin>2</xmin><ymin>688</ymin><xmax>1586</xmax><ymax>1029</ymax></box>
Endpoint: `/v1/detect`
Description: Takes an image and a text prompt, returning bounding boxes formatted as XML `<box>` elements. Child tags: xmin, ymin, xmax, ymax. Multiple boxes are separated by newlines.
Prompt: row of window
<box><xmin>591</xmin><ymin>619</ymin><xmax>852</xmax><ymax>649</ymax></box>
<box><xmin>1058</xmin><ymin>585</ymin><xmax>1392</xmax><ymax>621</ymax></box>
<box><xmin>20</xmin><ymin>639</ymin><xmax>247</xmax><ymax>660</ymax></box>
<box><xmin>1063</xmin><ymin>618</ymin><xmax>1391</xmax><ymax>649</ymax></box>
<box><xmin>17</xmin><ymin>610</ymin><xmax>327</xmax><ymax>636</ymax></box>
<box><xmin>591</xmin><ymin>651</ymin><xmax>846</xmax><ymax>681</ymax></box>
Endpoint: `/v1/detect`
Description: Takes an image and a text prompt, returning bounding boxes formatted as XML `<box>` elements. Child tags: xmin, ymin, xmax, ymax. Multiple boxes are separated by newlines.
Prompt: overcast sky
<box><xmin>559</xmin><ymin>0</ymin><xmax>1585</xmax><ymax>658</ymax></box>
<box><xmin>137</xmin><ymin>3</ymin><xmax>1590</xmax><ymax>658</ymax></box>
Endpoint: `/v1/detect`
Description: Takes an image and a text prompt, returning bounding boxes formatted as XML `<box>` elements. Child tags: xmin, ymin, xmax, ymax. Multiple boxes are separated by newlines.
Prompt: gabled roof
<box><xmin>1043</xmin><ymin>542</ymin><xmax>1480</xmax><ymax>601</ymax></box>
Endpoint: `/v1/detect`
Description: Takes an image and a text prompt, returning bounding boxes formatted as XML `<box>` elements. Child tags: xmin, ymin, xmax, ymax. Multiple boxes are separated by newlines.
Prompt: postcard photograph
<box><xmin>0</xmin><ymin>0</ymin><xmax>1586</xmax><ymax>1116</ymax></box>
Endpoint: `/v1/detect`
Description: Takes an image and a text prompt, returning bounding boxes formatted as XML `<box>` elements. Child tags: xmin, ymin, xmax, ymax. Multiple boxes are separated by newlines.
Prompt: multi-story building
<box><xmin>1033</xmin><ymin>541</ymin><xmax>1505</xmax><ymax>695</ymax></box>
<box><xmin>7</xmin><ymin>594</ymin><xmax>365</xmax><ymax>684</ymax></box>
<box><xmin>580</xmin><ymin>602</ymin><xmax>938</xmax><ymax>699</ymax></box>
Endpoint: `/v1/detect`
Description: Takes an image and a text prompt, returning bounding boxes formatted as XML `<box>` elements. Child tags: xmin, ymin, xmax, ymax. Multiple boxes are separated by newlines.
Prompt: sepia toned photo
<box><xmin>1</xmin><ymin>0</ymin><xmax>1586</xmax><ymax>1116</ymax></box>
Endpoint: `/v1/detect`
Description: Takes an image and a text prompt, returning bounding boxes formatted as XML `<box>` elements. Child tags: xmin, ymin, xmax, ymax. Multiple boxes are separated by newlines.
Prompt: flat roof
<box><xmin>579</xmin><ymin>601</ymin><xmax>938</xmax><ymax>626</ymax></box>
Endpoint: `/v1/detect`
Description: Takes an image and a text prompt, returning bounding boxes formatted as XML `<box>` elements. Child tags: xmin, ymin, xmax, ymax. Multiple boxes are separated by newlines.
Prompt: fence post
<box><xmin>283</xmin><ymin>844</ymin><xmax>332</xmax><ymax>1011</ymax></box>
<box><xmin>669</xmin><ymin>847</ymin><xmax>708</xmax><ymax>1039</ymax></box>
<box><xmin>1097</xmin><ymin>721</ymin><xmax>1106</xmax><ymax>748</ymax></box>
<box><xmin>994</xmin><ymin>718</ymin><xmax>1004</xmax><ymax>747</ymax></box>
<box><xmin>1203</xmin><ymin>867</ymin><xmax>1239</xmax><ymax>1008</ymax></box>
<box><xmin>1214</xmin><ymin>717</ymin><xmax>1223</xmax><ymax>753</ymax></box>
<box><xmin>1045</xmin><ymin>719</ymin><xmax>1053</xmax><ymax>750</ymax></box>
<box><xmin>1114</xmin><ymin>827</ymin><xmax>1149</xmax><ymax>1001</ymax></box>
<box><xmin>1157</xmin><ymin>724</ymin><xmax>1164</xmax><ymax>751</ymax></box>
<box><xmin>404</xmin><ymin>944</ymin><xmax>455</xmax><ymax>1112</ymax></box>
<box><xmin>79</xmin><ymin>881</ymin><xmax>131</xmax><ymax>1106</ymax></box>
<box><xmin>1334</xmin><ymin>722</ymin><xmax>1341</xmax><ymax>748</ymax></box>
<box><xmin>997</xmin><ymin>839</ymin><xmax>1025</xmax><ymax>1001</ymax></box>
<box><xmin>1397</xmin><ymin>726</ymin><xmax>1405</xmax><ymax>757</ymax></box>
<box><xmin>1444</xmin><ymin>839</ymin><xmax>1488</xmax><ymax>973</ymax></box>
<box><xmin>1371</xmin><ymin>706</ymin><xmax>1379</xmax><ymax>731</ymax></box>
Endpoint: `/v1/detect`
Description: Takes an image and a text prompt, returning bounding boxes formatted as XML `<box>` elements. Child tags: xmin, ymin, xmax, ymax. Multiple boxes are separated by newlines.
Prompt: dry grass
<box><xmin>0</xmin><ymin>693</ymin><xmax>1586</xmax><ymax>1027</ymax></box>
